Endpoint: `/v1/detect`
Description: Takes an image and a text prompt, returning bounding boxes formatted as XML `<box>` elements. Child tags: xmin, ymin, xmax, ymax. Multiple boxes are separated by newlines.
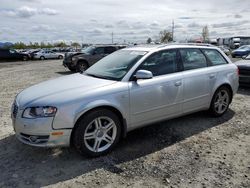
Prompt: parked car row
<box><xmin>0</xmin><ymin>48</ymin><xmax>65</xmax><ymax>61</ymax></box>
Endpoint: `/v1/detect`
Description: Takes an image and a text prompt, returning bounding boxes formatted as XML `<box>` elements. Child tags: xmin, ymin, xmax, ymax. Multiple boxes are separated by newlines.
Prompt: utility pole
<box><xmin>172</xmin><ymin>20</ymin><xmax>174</xmax><ymax>42</ymax></box>
<box><xmin>111</xmin><ymin>32</ymin><xmax>114</xmax><ymax>44</ymax></box>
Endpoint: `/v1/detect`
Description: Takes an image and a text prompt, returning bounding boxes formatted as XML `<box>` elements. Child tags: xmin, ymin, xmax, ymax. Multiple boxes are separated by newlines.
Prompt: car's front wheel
<box><xmin>58</xmin><ymin>55</ymin><xmax>63</xmax><ymax>59</ymax></box>
<box><xmin>73</xmin><ymin>109</ymin><xmax>121</xmax><ymax>157</ymax></box>
<box><xmin>210</xmin><ymin>86</ymin><xmax>231</xmax><ymax>117</ymax></box>
<box><xmin>76</xmin><ymin>61</ymin><xmax>89</xmax><ymax>72</ymax></box>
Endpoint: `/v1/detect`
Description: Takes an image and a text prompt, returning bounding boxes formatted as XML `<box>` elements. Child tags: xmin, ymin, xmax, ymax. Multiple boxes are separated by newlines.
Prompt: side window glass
<box><xmin>202</xmin><ymin>49</ymin><xmax>228</xmax><ymax>65</ymax></box>
<box><xmin>138</xmin><ymin>50</ymin><xmax>178</xmax><ymax>76</ymax></box>
<box><xmin>104</xmin><ymin>47</ymin><xmax>116</xmax><ymax>54</ymax></box>
<box><xmin>94</xmin><ymin>47</ymin><xmax>105</xmax><ymax>54</ymax></box>
<box><xmin>180</xmin><ymin>49</ymin><xmax>207</xmax><ymax>70</ymax></box>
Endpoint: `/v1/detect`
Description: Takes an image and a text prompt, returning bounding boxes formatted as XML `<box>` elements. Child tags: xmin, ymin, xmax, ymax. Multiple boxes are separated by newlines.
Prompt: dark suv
<box><xmin>63</xmin><ymin>45</ymin><xmax>126</xmax><ymax>72</ymax></box>
<box><xmin>0</xmin><ymin>49</ymin><xmax>30</xmax><ymax>61</ymax></box>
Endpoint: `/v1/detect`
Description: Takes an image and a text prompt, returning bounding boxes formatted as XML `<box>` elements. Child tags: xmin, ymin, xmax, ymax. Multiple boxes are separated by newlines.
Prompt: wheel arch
<box><xmin>70</xmin><ymin>105</ymin><xmax>127</xmax><ymax>146</ymax></box>
<box><xmin>213</xmin><ymin>83</ymin><xmax>233</xmax><ymax>103</ymax></box>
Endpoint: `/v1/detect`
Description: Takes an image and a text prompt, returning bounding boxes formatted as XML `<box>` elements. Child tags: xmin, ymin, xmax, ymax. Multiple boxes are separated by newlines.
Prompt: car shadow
<box><xmin>0</xmin><ymin>109</ymin><xmax>235</xmax><ymax>187</ymax></box>
<box><xmin>238</xmin><ymin>86</ymin><xmax>250</xmax><ymax>96</ymax></box>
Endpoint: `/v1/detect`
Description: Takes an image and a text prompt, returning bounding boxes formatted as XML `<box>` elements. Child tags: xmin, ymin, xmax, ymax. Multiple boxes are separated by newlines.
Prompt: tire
<box><xmin>209</xmin><ymin>86</ymin><xmax>231</xmax><ymax>117</ymax></box>
<box><xmin>73</xmin><ymin>109</ymin><xmax>121</xmax><ymax>157</ymax></box>
<box><xmin>23</xmin><ymin>56</ymin><xmax>28</xmax><ymax>61</ymax></box>
<box><xmin>231</xmin><ymin>55</ymin><xmax>235</xmax><ymax>58</ymax></box>
<box><xmin>58</xmin><ymin>55</ymin><xmax>63</xmax><ymax>59</ymax></box>
<box><xmin>76</xmin><ymin>61</ymin><xmax>89</xmax><ymax>72</ymax></box>
<box><xmin>40</xmin><ymin>56</ymin><xmax>45</xmax><ymax>60</ymax></box>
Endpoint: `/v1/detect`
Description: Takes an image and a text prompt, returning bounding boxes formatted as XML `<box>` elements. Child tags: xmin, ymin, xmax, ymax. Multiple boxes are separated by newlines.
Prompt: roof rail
<box><xmin>157</xmin><ymin>43</ymin><xmax>214</xmax><ymax>48</ymax></box>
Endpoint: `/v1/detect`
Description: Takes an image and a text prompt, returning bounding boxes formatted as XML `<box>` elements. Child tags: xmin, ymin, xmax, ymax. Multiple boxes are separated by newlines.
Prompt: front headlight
<box><xmin>22</xmin><ymin>106</ymin><xmax>57</xmax><ymax>119</ymax></box>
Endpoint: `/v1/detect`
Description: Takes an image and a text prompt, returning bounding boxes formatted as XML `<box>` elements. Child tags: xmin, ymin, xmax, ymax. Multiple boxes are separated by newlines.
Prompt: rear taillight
<box><xmin>237</xmin><ymin>67</ymin><xmax>240</xmax><ymax>75</ymax></box>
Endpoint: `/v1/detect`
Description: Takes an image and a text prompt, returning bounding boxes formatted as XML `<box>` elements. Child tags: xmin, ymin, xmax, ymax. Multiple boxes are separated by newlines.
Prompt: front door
<box><xmin>129</xmin><ymin>49</ymin><xmax>183</xmax><ymax>128</ymax></box>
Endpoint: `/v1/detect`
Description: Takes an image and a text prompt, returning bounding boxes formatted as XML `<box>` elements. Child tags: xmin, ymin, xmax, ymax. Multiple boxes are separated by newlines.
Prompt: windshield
<box><xmin>85</xmin><ymin>50</ymin><xmax>147</xmax><ymax>81</ymax></box>
<box><xmin>81</xmin><ymin>46</ymin><xmax>95</xmax><ymax>54</ymax></box>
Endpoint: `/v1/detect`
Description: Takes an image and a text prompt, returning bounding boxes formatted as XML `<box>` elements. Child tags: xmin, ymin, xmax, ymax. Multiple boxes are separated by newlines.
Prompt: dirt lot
<box><xmin>0</xmin><ymin>60</ymin><xmax>249</xmax><ymax>188</ymax></box>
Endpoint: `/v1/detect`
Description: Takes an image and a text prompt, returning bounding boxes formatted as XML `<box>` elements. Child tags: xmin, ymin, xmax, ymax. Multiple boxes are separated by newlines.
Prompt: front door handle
<box><xmin>175</xmin><ymin>81</ymin><xmax>182</xmax><ymax>87</ymax></box>
<box><xmin>209</xmin><ymin>74</ymin><xmax>215</xmax><ymax>79</ymax></box>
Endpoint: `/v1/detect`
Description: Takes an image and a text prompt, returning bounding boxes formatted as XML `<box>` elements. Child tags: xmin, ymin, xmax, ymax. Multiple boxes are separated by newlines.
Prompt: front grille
<box><xmin>20</xmin><ymin>133</ymin><xmax>49</xmax><ymax>144</ymax></box>
<box><xmin>12</xmin><ymin>103</ymin><xmax>18</xmax><ymax>118</ymax></box>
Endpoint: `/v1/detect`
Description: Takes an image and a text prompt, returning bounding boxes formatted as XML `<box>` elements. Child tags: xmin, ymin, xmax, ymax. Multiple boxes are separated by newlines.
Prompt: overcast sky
<box><xmin>0</xmin><ymin>0</ymin><xmax>250</xmax><ymax>44</ymax></box>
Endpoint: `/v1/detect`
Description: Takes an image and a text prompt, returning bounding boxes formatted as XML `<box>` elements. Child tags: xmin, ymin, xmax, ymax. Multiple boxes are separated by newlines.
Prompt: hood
<box><xmin>233</xmin><ymin>49</ymin><xmax>247</xmax><ymax>53</ymax></box>
<box><xmin>16</xmin><ymin>73</ymin><xmax>116</xmax><ymax>108</ymax></box>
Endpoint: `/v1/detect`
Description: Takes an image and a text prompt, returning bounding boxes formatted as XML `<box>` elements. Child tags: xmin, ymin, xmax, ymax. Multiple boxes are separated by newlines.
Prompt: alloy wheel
<box><xmin>214</xmin><ymin>89</ymin><xmax>229</xmax><ymax>114</ymax></box>
<box><xmin>83</xmin><ymin>116</ymin><xmax>117</xmax><ymax>153</ymax></box>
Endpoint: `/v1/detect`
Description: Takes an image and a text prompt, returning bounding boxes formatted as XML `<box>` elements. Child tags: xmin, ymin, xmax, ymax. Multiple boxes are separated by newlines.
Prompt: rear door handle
<box><xmin>175</xmin><ymin>81</ymin><xmax>182</xmax><ymax>87</ymax></box>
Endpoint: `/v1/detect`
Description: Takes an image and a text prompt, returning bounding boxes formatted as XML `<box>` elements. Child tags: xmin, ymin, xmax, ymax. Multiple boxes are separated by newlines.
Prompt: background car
<box><xmin>231</xmin><ymin>45</ymin><xmax>250</xmax><ymax>58</ymax></box>
<box><xmin>33</xmin><ymin>50</ymin><xmax>64</xmax><ymax>60</ymax></box>
<box><xmin>218</xmin><ymin>45</ymin><xmax>230</xmax><ymax>56</ymax></box>
<box><xmin>234</xmin><ymin>54</ymin><xmax>250</xmax><ymax>86</ymax></box>
<box><xmin>0</xmin><ymin>49</ymin><xmax>29</xmax><ymax>61</ymax></box>
<box><xmin>63</xmin><ymin>45</ymin><xmax>126</xmax><ymax>72</ymax></box>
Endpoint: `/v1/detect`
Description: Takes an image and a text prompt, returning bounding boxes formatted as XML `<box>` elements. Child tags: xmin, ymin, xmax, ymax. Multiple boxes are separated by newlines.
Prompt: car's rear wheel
<box><xmin>58</xmin><ymin>55</ymin><xmax>63</xmax><ymax>59</ymax></box>
<box><xmin>209</xmin><ymin>86</ymin><xmax>231</xmax><ymax>117</ymax></box>
<box><xmin>23</xmin><ymin>56</ymin><xmax>28</xmax><ymax>61</ymax></box>
<box><xmin>73</xmin><ymin>109</ymin><xmax>121</xmax><ymax>157</ymax></box>
<box><xmin>76</xmin><ymin>61</ymin><xmax>89</xmax><ymax>72</ymax></box>
<box><xmin>40</xmin><ymin>56</ymin><xmax>45</xmax><ymax>60</ymax></box>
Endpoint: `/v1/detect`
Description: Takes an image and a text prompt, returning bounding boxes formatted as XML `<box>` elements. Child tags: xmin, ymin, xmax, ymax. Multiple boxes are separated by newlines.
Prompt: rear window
<box><xmin>202</xmin><ymin>49</ymin><xmax>228</xmax><ymax>65</ymax></box>
<box><xmin>180</xmin><ymin>48</ymin><xmax>207</xmax><ymax>70</ymax></box>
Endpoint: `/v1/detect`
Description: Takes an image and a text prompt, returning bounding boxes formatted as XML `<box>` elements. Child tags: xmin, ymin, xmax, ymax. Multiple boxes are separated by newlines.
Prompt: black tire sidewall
<box><xmin>210</xmin><ymin>86</ymin><xmax>231</xmax><ymax>117</ymax></box>
<box><xmin>77</xmin><ymin>61</ymin><xmax>88</xmax><ymax>72</ymax></box>
<box><xmin>73</xmin><ymin>109</ymin><xmax>121</xmax><ymax>157</ymax></box>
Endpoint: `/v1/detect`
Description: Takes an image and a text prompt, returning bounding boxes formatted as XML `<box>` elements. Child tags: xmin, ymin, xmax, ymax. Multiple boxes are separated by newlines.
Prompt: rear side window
<box><xmin>104</xmin><ymin>47</ymin><xmax>116</xmax><ymax>54</ymax></box>
<box><xmin>180</xmin><ymin>49</ymin><xmax>207</xmax><ymax>70</ymax></box>
<box><xmin>202</xmin><ymin>49</ymin><xmax>228</xmax><ymax>65</ymax></box>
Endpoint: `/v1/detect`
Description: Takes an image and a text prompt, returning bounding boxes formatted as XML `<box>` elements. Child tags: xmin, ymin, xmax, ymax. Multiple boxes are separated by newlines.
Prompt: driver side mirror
<box><xmin>134</xmin><ymin>70</ymin><xmax>153</xmax><ymax>80</ymax></box>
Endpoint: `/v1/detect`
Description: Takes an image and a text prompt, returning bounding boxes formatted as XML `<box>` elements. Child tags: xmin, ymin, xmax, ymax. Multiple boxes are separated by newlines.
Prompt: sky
<box><xmin>0</xmin><ymin>0</ymin><xmax>250</xmax><ymax>44</ymax></box>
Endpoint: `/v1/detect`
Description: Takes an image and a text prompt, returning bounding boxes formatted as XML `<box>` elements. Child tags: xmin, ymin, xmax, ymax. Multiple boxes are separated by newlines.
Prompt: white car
<box><xmin>34</xmin><ymin>50</ymin><xmax>64</xmax><ymax>60</ymax></box>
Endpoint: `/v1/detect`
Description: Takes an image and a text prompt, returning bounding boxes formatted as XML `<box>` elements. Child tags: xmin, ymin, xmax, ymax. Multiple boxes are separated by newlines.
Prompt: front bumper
<box><xmin>11</xmin><ymin>105</ymin><xmax>72</xmax><ymax>147</ymax></box>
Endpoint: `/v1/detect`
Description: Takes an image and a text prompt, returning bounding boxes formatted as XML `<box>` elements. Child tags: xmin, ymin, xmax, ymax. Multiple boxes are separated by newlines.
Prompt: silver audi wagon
<box><xmin>11</xmin><ymin>44</ymin><xmax>239</xmax><ymax>156</ymax></box>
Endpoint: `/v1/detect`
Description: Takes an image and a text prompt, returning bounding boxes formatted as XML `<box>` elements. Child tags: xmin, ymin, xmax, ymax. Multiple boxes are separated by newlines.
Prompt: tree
<box><xmin>147</xmin><ymin>37</ymin><xmax>152</xmax><ymax>44</ymax></box>
<box><xmin>159</xmin><ymin>30</ymin><xmax>173</xmax><ymax>43</ymax></box>
<box><xmin>202</xmin><ymin>25</ymin><xmax>209</xmax><ymax>43</ymax></box>
<box><xmin>71</xmin><ymin>42</ymin><xmax>81</xmax><ymax>49</ymax></box>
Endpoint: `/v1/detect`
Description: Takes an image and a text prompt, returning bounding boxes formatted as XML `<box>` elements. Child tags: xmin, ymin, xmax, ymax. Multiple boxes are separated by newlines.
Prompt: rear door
<box><xmin>129</xmin><ymin>49</ymin><xmax>183</xmax><ymax>127</ymax></box>
<box><xmin>179</xmin><ymin>48</ymin><xmax>211</xmax><ymax>113</ymax></box>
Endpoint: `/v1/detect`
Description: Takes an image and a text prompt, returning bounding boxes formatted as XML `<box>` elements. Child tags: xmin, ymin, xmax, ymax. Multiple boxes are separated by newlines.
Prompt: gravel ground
<box><xmin>0</xmin><ymin>60</ymin><xmax>249</xmax><ymax>188</ymax></box>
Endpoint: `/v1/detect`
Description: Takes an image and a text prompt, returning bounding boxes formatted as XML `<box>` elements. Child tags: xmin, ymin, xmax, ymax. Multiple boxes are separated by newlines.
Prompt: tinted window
<box><xmin>94</xmin><ymin>47</ymin><xmax>105</xmax><ymax>54</ymax></box>
<box><xmin>104</xmin><ymin>47</ymin><xmax>116</xmax><ymax>54</ymax></box>
<box><xmin>180</xmin><ymin>48</ymin><xmax>207</xmax><ymax>70</ymax></box>
<box><xmin>202</xmin><ymin>49</ymin><xmax>228</xmax><ymax>65</ymax></box>
<box><xmin>138</xmin><ymin>50</ymin><xmax>178</xmax><ymax>76</ymax></box>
